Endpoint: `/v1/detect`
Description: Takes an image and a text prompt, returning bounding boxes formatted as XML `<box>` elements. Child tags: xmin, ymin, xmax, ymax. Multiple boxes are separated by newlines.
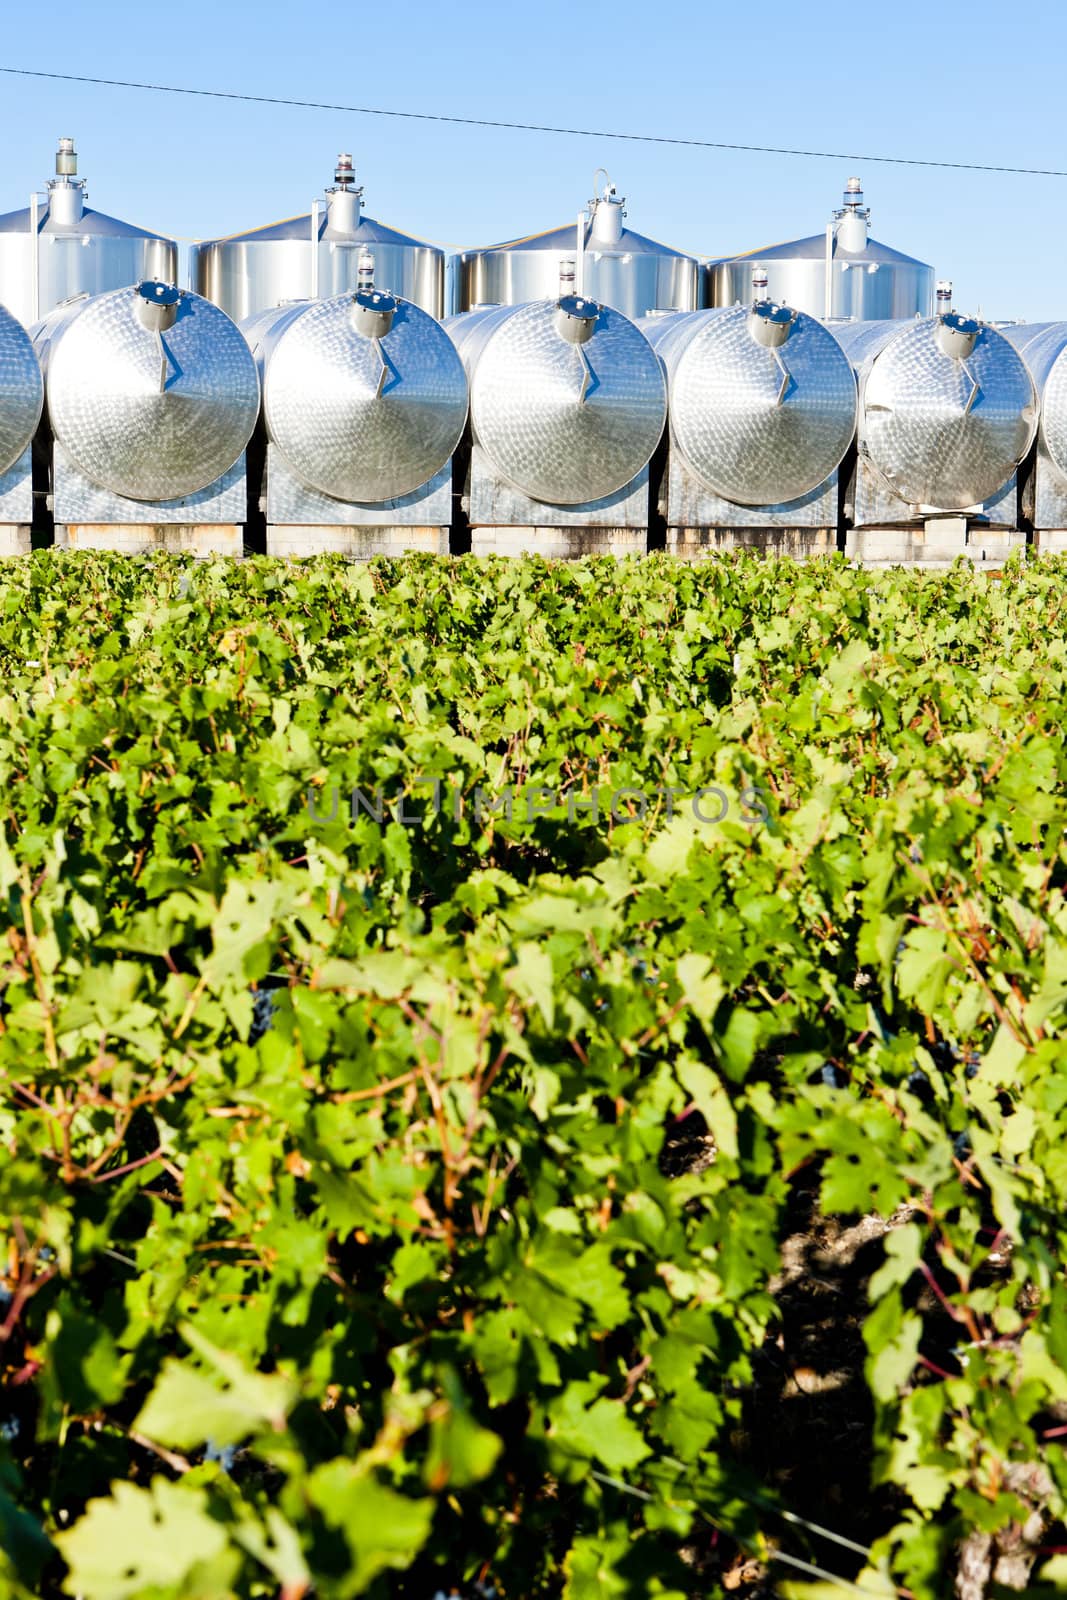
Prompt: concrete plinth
<box><xmin>0</xmin><ymin>525</ymin><xmax>31</xmax><ymax>557</ymax></box>
<box><xmin>54</xmin><ymin>525</ymin><xmax>242</xmax><ymax>556</ymax></box>
<box><xmin>1033</xmin><ymin>531</ymin><xmax>1067</xmax><ymax>555</ymax></box>
<box><xmin>469</xmin><ymin>527</ymin><xmax>646</xmax><ymax>559</ymax></box>
<box><xmin>846</xmin><ymin>518</ymin><xmax>1027</xmax><ymax>568</ymax></box>
<box><xmin>667</xmin><ymin>526</ymin><xmax>837</xmax><ymax>561</ymax></box>
<box><xmin>267</xmin><ymin>526</ymin><xmax>449</xmax><ymax>559</ymax></box>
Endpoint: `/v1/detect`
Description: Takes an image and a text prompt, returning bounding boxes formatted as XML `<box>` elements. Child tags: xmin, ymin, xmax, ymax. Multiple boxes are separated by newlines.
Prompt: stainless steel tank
<box><xmin>0</xmin><ymin>303</ymin><xmax>43</xmax><ymax>474</ymax></box>
<box><xmin>707</xmin><ymin>178</ymin><xmax>934</xmax><ymax>321</ymax></box>
<box><xmin>242</xmin><ymin>255</ymin><xmax>468</xmax><ymax>504</ymax></box>
<box><xmin>997</xmin><ymin>322</ymin><xmax>1067</xmax><ymax>533</ymax></box>
<box><xmin>453</xmin><ymin>173</ymin><xmax>701</xmax><ymax>320</ymax></box>
<box><xmin>445</xmin><ymin>268</ymin><xmax>666</xmax><ymax>506</ymax></box>
<box><xmin>33</xmin><ymin>282</ymin><xmax>260</xmax><ymax>501</ymax></box>
<box><xmin>640</xmin><ymin>292</ymin><xmax>856</xmax><ymax>507</ymax></box>
<box><xmin>832</xmin><ymin>301</ymin><xmax>1038</xmax><ymax>511</ymax></box>
<box><xmin>0</xmin><ymin>139</ymin><xmax>177</xmax><ymax>329</ymax></box>
<box><xmin>191</xmin><ymin>153</ymin><xmax>444</xmax><ymax>322</ymax></box>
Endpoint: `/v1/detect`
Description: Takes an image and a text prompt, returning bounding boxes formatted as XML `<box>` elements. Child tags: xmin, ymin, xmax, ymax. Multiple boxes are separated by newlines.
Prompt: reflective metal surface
<box><xmin>0</xmin><ymin>302</ymin><xmax>43</xmax><ymax>474</ymax></box>
<box><xmin>641</xmin><ymin>306</ymin><xmax>856</xmax><ymax>506</ymax></box>
<box><xmin>0</xmin><ymin>139</ymin><xmax>176</xmax><ymax>325</ymax></box>
<box><xmin>832</xmin><ymin>318</ymin><xmax>1037</xmax><ymax>510</ymax></box>
<box><xmin>453</xmin><ymin>178</ymin><xmax>701</xmax><ymax>318</ymax></box>
<box><xmin>34</xmin><ymin>285</ymin><xmax>260</xmax><ymax>502</ymax></box>
<box><xmin>706</xmin><ymin>177</ymin><xmax>934</xmax><ymax>320</ymax></box>
<box><xmin>191</xmin><ymin>155</ymin><xmax>444</xmax><ymax>320</ymax></box>
<box><xmin>446</xmin><ymin>300</ymin><xmax>666</xmax><ymax>506</ymax></box>
<box><xmin>1000</xmin><ymin>322</ymin><xmax>1067</xmax><ymax>482</ymax></box>
<box><xmin>243</xmin><ymin>291</ymin><xmax>468</xmax><ymax>504</ymax></box>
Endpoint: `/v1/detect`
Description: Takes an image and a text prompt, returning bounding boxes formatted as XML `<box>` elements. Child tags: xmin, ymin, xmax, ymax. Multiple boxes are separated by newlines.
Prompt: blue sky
<box><xmin>0</xmin><ymin>0</ymin><xmax>1062</xmax><ymax>320</ymax></box>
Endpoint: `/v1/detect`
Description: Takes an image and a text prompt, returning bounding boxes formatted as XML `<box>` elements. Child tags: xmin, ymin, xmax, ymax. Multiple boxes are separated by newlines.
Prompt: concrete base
<box><xmin>0</xmin><ymin>525</ymin><xmax>31</xmax><ymax>557</ymax></box>
<box><xmin>846</xmin><ymin>518</ymin><xmax>1026</xmax><ymax>568</ymax></box>
<box><xmin>667</xmin><ymin>526</ymin><xmax>836</xmax><ymax>561</ymax></box>
<box><xmin>1033</xmin><ymin>530</ymin><xmax>1067</xmax><ymax>555</ymax></box>
<box><xmin>267</xmin><ymin>526</ymin><xmax>449</xmax><ymax>559</ymax></box>
<box><xmin>469</xmin><ymin>527</ymin><xmax>646</xmax><ymax>559</ymax></box>
<box><xmin>54</xmin><ymin>525</ymin><xmax>242</xmax><ymax>556</ymax></box>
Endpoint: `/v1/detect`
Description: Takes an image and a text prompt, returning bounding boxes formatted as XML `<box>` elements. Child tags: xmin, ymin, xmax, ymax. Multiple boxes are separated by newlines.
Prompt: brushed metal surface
<box><xmin>706</xmin><ymin>234</ymin><xmax>933</xmax><ymax>320</ymax></box>
<box><xmin>244</xmin><ymin>294</ymin><xmax>467</xmax><ymax>504</ymax></box>
<box><xmin>35</xmin><ymin>286</ymin><xmax>259</xmax><ymax>502</ymax></box>
<box><xmin>52</xmin><ymin>443</ymin><xmax>246</xmax><ymax>524</ymax></box>
<box><xmin>832</xmin><ymin>318</ymin><xmax>1037</xmax><ymax>511</ymax></box>
<box><xmin>447</xmin><ymin>302</ymin><xmax>666</xmax><ymax>506</ymax></box>
<box><xmin>192</xmin><ymin>213</ymin><xmax>444</xmax><ymax>321</ymax></box>
<box><xmin>265</xmin><ymin>445</ymin><xmax>452</xmax><ymax>527</ymax></box>
<box><xmin>0</xmin><ymin>303</ymin><xmax>43</xmax><ymax>474</ymax></box>
<box><xmin>642</xmin><ymin>307</ymin><xmax>856</xmax><ymax>507</ymax></box>
<box><xmin>0</xmin><ymin>205</ymin><xmax>176</xmax><ymax>327</ymax></box>
<box><xmin>0</xmin><ymin>445</ymin><xmax>32</xmax><ymax>524</ymax></box>
<box><xmin>661</xmin><ymin>452</ymin><xmax>839</xmax><ymax>529</ymax></box>
<box><xmin>465</xmin><ymin>443</ymin><xmax>650</xmax><ymax>528</ymax></box>
<box><xmin>454</xmin><ymin>219</ymin><xmax>701</xmax><ymax>319</ymax></box>
<box><xmin>999</xmin><ymin>323</ymin><xmax>1067</xmax><ymax>513</ymax></box>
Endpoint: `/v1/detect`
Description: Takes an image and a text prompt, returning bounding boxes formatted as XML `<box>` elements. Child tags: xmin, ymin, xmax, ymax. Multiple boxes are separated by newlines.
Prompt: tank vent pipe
<box><xmin>936</xmin><ymin>279</ymin><xmax>953</xmax><ymax>315</ymax></box>
<box><xmin>752</xmin><ymin>265</ymin><xmax>769</xmax><ymax>303</ymax></box>
<box><xmin>358</xmin><ymin>248</ymin><xmax>375</xmax><ymax>294</ymax></box>
<box><xmin>55</xmin><ymin>137</ymin><xmax>77</xmax><ymax>177</ymax></box>
<box><xmin>559</xmin><ymin>257</ymin><xmax>576</xmax><ymax>299</ymax></box>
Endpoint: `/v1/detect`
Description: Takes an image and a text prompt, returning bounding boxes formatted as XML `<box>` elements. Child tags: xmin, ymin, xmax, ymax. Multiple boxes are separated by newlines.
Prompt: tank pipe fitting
<box><xmin>747</xmin><ymin>288</ymin><xmax>797</xmax><ymax>406</ymax></box>
<box><xmin>349</xmin><ymin>250</ymin><xmax>398</xmax><ymax>396</ymax></box>
<box><xmin>554</xmin><ymin>259</ymin><xmax>599</xmax><ymax>403</ymax></box>
<box><xmin>134</xmin><ymin>281</ymin><xmax>181</xmax><ymax>394</ymax></box>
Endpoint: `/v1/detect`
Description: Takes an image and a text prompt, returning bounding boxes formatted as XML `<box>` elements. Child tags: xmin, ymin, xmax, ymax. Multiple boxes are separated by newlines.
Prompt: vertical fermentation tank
<box><xmin>453</xmin><ymin>174</ymin><xmax>701</xmax><ymax>320</ymax></box>
<box><xmin>706</xmin><ymin>178</ymin><xmax>935</xmax><ymax>321</ymax></box>
<box><xmin>191</xmin><ymin>154</ymin><xmax>445</xmax><ymax>321</ymax></box>
<box><xmin>0</xmin><ymin>139</ymin><xmax>176</xmax><ymax>327</ymax></box>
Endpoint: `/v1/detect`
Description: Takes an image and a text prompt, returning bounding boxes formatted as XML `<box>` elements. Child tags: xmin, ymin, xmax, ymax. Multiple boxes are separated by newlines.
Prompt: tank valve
<box><xmin>555</xmin><ymin>259</ymin><xmax>598</xmax><ymax>346</ymax></box>
<box><xmin>134</xmin><ymin>280</ymin><xmax>180</xmax><ymax>333</ymax></box>
<box><xmin>350</xmin><ymin>252</ymin><xmax>398</xmax><ymax>344</ymax></box>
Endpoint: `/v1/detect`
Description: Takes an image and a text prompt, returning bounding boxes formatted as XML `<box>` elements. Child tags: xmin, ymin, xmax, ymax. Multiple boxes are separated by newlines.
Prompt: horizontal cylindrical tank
<box><xmin>453</xmin><ymin>174</ymin><xmax>701</xmax><ymax>319</ymax></box>
<box><xmin>707</xmin><ymin>177</ymin><xmax>934</xmax><ymax>321</ymax></box>
<box><xmin>832</xmin><ymin>312</ymin><xmax>1038</xmax><ymax>510</ymax></box>
<box><xmin>640</xmin><ymin>300</ymin><xmax>856</xmax><ymax>506</ymax></box>
<box><xmin>191</xmin><ymin>153</ymin><xmax>445</xmax><ymax>321</ymax></box>
<box><xmin>445</xmin><ymin>280</ymin><xmax>667</xmax><ymax>506</ymax></box>
<box><xmin>242</xmin><ymin>269</ymin><xmax>468</xmax><ymax>505</ymax></box>
<box><xmin>0</xmin><ymin>302</ymin><xmax>44</xmax><ymax>474</ymax></box>
<box><xmin>0</xmin><ymin>139</ymin><xmax>177</xmax><ymax>327</ymax></box>
<box><xmin>33</xmin><ymin>282</ymin><xmax>260</xmax><ymax>501</ymax></box>
<box><xmin>997</xmin><ymin>322</ymin><xmax>1067</xmax><ymax>486</ymax></box>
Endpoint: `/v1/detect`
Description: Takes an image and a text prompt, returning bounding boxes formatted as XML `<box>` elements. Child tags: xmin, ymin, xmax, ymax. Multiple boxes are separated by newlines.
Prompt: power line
<box><xmin>2</xmin><ymin>64</ymin><xmax>1066</xmax><ymax>179</ymax></box>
